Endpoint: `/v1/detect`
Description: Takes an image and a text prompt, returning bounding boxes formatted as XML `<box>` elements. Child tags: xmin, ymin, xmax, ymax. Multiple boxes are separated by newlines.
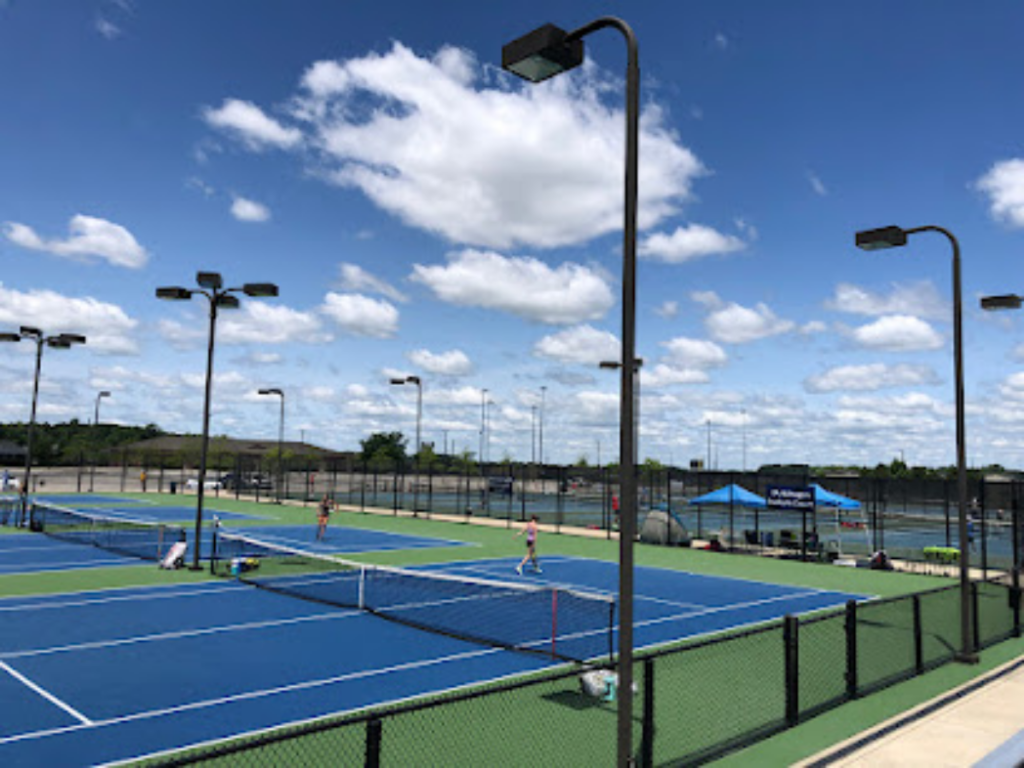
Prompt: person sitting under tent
<box><xmin>160</xmin><ymin>531</ymin><xmax>188</xmax><ymax>570</ymax></box>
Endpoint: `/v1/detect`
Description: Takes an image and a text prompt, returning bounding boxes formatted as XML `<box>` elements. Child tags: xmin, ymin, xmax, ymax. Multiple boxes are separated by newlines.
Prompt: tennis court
<box><xmin>0</xmin><ymin>543</ymin><xmax>864</xmax><ymax>766</ymax></box>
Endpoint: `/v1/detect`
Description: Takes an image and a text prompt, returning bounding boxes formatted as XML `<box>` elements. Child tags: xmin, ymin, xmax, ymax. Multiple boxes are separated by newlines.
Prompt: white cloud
<box><xmin>976</xmin><ymin>158</ymin><xmax>1024</xmax><ymax>227</ymax></box>
<box><xmin>411</xmin><ymin>249</ymin><xmax>614</xmax><ymax>325</ymax></box>
<box><xmin>660</xmin><ymin>337</ymin><xmax>728</xmax><ymax>368</ymax></box>
<box><xmin>4</xmin><ymin>214</ymin><xmax>148</xmax><ymax>268</ymax></box>
<box><xmin>807</xmin><ymin>170</ymin><xmax>827</xmax><ymax>196</ymax></box>
<box><xmin>408</xmin><ymin>348</ymin><xmax>472</xmax><ymax>376</ymax></box>
<box><xmin>157</xmin><ymin>319</ymin><xmax>205</xmax><ymax>351</ymax></box>
<box><xmin>218</xmin><ymin>42</ymin><xmax>704</xmax><ymax>250</ymax></box>
<box><xmin>0</xmin><ymin>283</ymin><xmax>138</xmax><ymax>354</ymax></box>
<box><xmin>533</xmin><ymin>325</ymin><xmax>620</xmax><ymax>365</ymax></box>
<box><xmin>639</xmin><ymin>224</ymin><xmax>746</xmax><ymax>263</ymax></box>
<box><xmin>804</xmin><ymin>363</ymin><xmax>939</xmax><ymax>393</ymax></box>
<box><xmin>220</xmin><ymin>303</ymin><xmax>328</xmax><ymax>344</ymax></box>
<box><xmin>337</xmin><ymin>263</ymin><xmax>407</xmax><ymax>302</ymax></box>
<box><xmin>827</xmin><ymin>281</ymin><xmax>948</xmax><ymax>321</ymax></box>
<box><xmin>230</xmin><ymin>196</ymin><xmax>271</xmax><ymax>222</ymax></box>
<box><xmin>850</xmin><ymin>315</ymin><xmax>944</xmax><ymax>351</ymax></box>
<box><xmin>701</xmin><ymin>299</ymin><xmax>795</xmax><ymax>344</ymax></box>
<box><xmin>320</xmin><ymin>293</ymin><xmax>399</xmax><ymax>338</ymax></box>
<box><xmin>654</xmin><ymin>301</ymin><xmax>679</xmax><ymax>319</ymax></box>
<box><xmin>642</xmin><ymin>364</ymin><xmax>710</xmax><ymax>387</ymax></box>
<box><xmin>202</xmin><ymin>98</ymin><xmax>302</xmax><ymax>151</ymax></box>
<box><xmin>95</xmin><ymin>17</ymin><xmax>121</xmax><ymax>39</ymax></box>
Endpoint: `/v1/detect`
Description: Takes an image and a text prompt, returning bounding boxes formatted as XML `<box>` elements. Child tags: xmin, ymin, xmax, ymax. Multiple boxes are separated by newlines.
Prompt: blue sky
<box><xmin>3</xmin><ymin>1</ymin><xmax>1024</xmax><ymax>470</ymax></box>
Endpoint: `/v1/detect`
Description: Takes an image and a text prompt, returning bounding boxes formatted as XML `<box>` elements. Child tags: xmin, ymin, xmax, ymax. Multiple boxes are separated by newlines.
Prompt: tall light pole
<box><xmin>391</xmin><ymin>375</ymin><xmax>423</xmax><ymax>511</ymax></box>
<box><xmin>258</xmin><ymin>388</ymin><xmax>285</xmax><ymax>503</ymax></box>
<box><xmin>856</xmin><ymin>224</ymin><xmax>975</xmax><ymax>663</ymax></box>
<box><xmin>156</xmin><ymin>272</ymin><xmax>278</xmax><ymax>569</ymax></box>
<box><xmin>479</xmin><ymin>388</ymin><xmax>488</xmax><ymax>466</ymax></box>
<box><xmin>706</xmin><ymin>419</ymin><xmax>712</xmax><ymax>471</ymax></box>
<box><xmin>0</xmin><ymin>327</ymin><xmax>87</xmax><ymax>515</ymax></box>
<box><xmin>531</xmin><ymin>405</ymin><xmax>538</xmax><ymax>464</ymax></box>
<box><xmin>741</xmin><ymin>408</ymin><xmax>747</xmax><ymax>473</ymax></box>
<box><xmin>538</xmin><ymin>385</ymin><xmax>547</xmax><ymax>468</ymax></box>
<box><xmin>504</xmin><ymin>17</ymin><xmax>640</xmax><ymax>764</ymax></box>
<box><xmin>91</xmin><ymin>390</ymin><xmax>111</xmax><ymax>493</ymax></box>
<box><xmin>601</xmin><ymin>359</ymin><xmax>643</xmax><ymax>464</ymax></box>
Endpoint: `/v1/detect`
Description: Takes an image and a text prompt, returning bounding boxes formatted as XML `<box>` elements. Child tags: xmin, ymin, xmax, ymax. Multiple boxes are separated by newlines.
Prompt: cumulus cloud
<box><xmin>4</xmin><ymin>214</ymin><xmax>148</xmax><ymax>268</ymax></box>
<box><xmin>408</xmin><ymin>348</ymin><xmax>472</xmax><ymax>376</ymax></box>
<box><xmin>850</xmin><ymin>315</ymin><xmax>944</xmax><ymax>351</ymax></box>
<box><xmin>411</xmin><ymin>249</ymin><xmax>613</xmax><ymax>325</ymax></box>
<box><xmin>210</xmin><ymin>42</ymin><xmax>704</xmax><ymax>250</ymax></box>
<box><xmin>660</xmin><ymin>337</ymin><xmax>728</xmax><ymax>368</ymax></box>
<box><xmin>654</xmin><ymin>301</ymin><xmax>679</xmax><ymax>319</ymax></box>
<box><xmin>976</xmin><ymin>158</ymin><xmax>1024</xmax><ymax>227</ymax></box>
<box><xmin>639</xmin><ymin>223</ymin><xmax>746</xmax><ymax>263</ymax></box>
<box><xmin>336</xmin><ymin>263</ymin><xmax>406</xmax><ymax>302</ymax></box>
<box><xmin>642</xmin><ymin>364</ymin><xmax>710</xmax><ymax>387</ymax></box>
<box><xmin>827</xmin><ymin>281</ymin><xmax>948</xmax><ymax>321</ymax></box>
<box><xmin>0</xmin><ymin>283</ymin><xmax>138</xmax><ymax>354</ymax></box>
<box><xmin>320</xmin><ymin>292</ymin><xmax>399</xmax><ymax>338</ymax></box>
<box><xmin>202</xmin><ymin>98</ymin><xmax>302</xmax><ymax>151</ymax></box>
<box><xmin>807</xmin><ymin>170</ymin><xmax>827</xmax><ymax>196</ymax></box>
<box><xmin>693</xmin><ymin>292</ymin><xmax>795</xmax><ymax>344</ymax></box>
<box><xmin>804</xmin><ymin>363</ymin><xmax>940</xmax><ymax>393</ymax></box>
<box><xmin>230</xmin><ymin>196</ymin><xmax>271</xmax><ymax>222</ymax></box>
<box><xmin>220</xmin><ymin>303</ymin><xmax>328</xmax><ymax>344</ymax></box>
<box><xmin>533</xmin><ymin>325</ymin><xmax>620</xmax><ymax>365</ymax></box>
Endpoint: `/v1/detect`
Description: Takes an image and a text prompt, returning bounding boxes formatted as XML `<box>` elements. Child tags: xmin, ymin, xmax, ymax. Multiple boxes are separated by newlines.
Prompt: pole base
<box><xmin>954</xmin><ymin>651</ymin><xmax>980</xmax><ymax>665</ymax></box>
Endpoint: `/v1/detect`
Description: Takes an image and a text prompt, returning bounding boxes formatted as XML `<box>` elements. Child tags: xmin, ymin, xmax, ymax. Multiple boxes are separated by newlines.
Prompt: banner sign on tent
<box><xmin>766</xmin><ymin>485</ymin><xmax>816</xmax><ymax>511</ymax></box>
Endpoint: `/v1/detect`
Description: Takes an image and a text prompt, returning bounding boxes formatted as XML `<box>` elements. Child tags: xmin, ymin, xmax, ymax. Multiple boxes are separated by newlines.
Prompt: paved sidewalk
<box><xmin>799</xmin><ymin>655</ymin><xmax>1024</xmax><ymax>767</ymax></box>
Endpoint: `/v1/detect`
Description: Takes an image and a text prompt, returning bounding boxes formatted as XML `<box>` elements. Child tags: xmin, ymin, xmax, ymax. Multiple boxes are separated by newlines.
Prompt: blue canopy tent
<box><xmin>688</xmin><ymin>484</ymin><xmax>766</xmax><ymax>508</ymax></box>
<box><xmin>688</xmin><ymin>484</ymin><xmax>766</xmax><ymax>549</ymax></box>
<box><xmin>810</xmin><ymin>483</ymin><xmax>861</xmax><ymax>510</ymax></box>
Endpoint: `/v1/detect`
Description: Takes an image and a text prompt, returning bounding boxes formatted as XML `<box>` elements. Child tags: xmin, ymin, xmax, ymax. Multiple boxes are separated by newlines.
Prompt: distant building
<box><xmin>0</xmin><ymin>440</ymin><xmax>27</xmax><ymax>465</ymax></box>
<box><xmin>123</xmin><ymin>435</ymin><xmax>354</xmax><ymax>467</ymax></box>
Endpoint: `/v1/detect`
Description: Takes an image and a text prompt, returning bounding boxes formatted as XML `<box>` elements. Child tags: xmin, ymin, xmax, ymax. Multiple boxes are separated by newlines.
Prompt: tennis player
<box><xmin>316</xmin><ymin>494</ymin><xmax>333</xmax><ymax>541</ymax></box>
<box><xmin>515</xmin><ymin>515</ymin><xmax>541</xmax><ymax>575</ymax></box>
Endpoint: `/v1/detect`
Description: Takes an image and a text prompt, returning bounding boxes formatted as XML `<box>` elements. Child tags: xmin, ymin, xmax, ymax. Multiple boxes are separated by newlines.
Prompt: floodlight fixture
<box><xmin>156</xmin><ymin>287</ymin><xmax>192</xmax><ymax>300</ymax></box>
<box><xmin>980</xmin><ymin>294</ymin><xmax>1023</xmax><ymax>311</ymax></box>
<box><xmin>242</xmin><ymin>283</ymin><xmax>279</xmax><ymax>298</ymax></box>
<box><xmin>216</xmin><ymin>295</ymin><xmax>240</xmax><ymax>310</ymax></box>
<box><xmin>855</xmin><ymin>225</ymin><xmax>909</xmax><ymax>251</ymax></box>
<box><xmin>47</xmin><ymin>338</ymin><xmax>72</xmax><ymax>349</ymax></box>
<box><xmin>58</xmin><ymin>333</ymin><xmax>87</xmax><ymax>345</ymax></box>
<box><xmin>502</xmin><ymin>23</ymin><xmax>584</xmax><ymax>83</ymax></box>
<box><xmin>196</xmin><ymin>271</ymin><xmax>223</xmax><ymax>290</ymax></box>
<box><xmin>20</xmin><ymin>326</ymin><xmax>42</xmax><ymax>338</ymax></box>
<box><xmin>0</xmin><ymin>333</ymin><xmax>20</xmax><ymax>343</ymax></box>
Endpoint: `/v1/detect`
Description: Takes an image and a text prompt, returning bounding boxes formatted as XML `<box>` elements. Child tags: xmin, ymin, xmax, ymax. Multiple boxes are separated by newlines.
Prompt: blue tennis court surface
<box><xmin>31</xmin><ymin>495</ymin><xmax>145</xmax><ymax>506</ymax></box>
<box><xmin>0</xmin><ymin>534</ymin><xmax>133</xmax><ymax>575</ymax></box>
<box><xmin>0</xmin><ymin>555</ymin><xmax>864</xmax><ymax>765</ymax></box>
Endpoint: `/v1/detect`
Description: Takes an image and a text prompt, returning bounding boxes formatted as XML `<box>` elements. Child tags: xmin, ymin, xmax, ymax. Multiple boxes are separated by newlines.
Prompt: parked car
<box><xmin>185</xmin><ymin>478</ymin><xmax>223</xmax><ymax>491</ymax></box>
<box><xmin>218</xmin><ymin>473</ymin><xmax>273</xmax><ymax>491</ymax></box>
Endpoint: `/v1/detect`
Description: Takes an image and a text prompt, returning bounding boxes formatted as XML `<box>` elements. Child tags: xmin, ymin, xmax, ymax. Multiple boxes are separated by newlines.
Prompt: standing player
<box><xmin>316</xmin><ymin>493</ymin><xmax>334</xmax><ymax>541</ymax></box>
<box><xmin>515</xmin><ymin>515</ymin><xmax>542</xmax><ymax>575</ymax></box>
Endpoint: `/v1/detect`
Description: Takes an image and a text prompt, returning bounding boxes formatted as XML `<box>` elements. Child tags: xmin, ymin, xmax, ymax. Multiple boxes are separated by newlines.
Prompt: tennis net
<box><xmin>32</xmin><ymin>503</ymin><xmax>187</xmax><ymax>563</ymax></box>
<box><xmin>212</xmin><ymin>530</ymin><xmax>616</xmax><ymax>664</ymax></box>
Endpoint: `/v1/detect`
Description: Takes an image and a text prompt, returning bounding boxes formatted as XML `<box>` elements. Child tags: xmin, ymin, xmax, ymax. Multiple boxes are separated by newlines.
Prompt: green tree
<box><xmin>360</xmin><ymin>432</ymin><xmax>407</xmax><ymax>469</ymax></box>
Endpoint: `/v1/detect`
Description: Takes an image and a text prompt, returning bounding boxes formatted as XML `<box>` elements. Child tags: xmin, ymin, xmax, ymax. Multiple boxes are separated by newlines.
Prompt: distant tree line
<box><xmin>0</xmin><ymin>421</ymin><xmax>165</xmax><ymax>466</ymax></box>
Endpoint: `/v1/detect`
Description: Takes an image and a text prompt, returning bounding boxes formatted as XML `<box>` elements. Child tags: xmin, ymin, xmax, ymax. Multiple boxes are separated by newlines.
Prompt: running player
<box><xmin>316</xmin><ymin>494</ymin><xmax>333</xmax><ymax>541</ymax></box>
<box><xmin>515</xmin><ymin>515</ymin><xmax>541</xmax><ymax>575</ymax></box>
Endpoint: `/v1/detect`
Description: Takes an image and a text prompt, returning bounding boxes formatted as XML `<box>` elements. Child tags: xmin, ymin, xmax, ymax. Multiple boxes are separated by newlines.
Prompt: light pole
<box><xmin>504</xmin><ymin>17</ymin><xmax>640</xmax><ymax>764</ymax></box>
<box><xmin>258</xmin><ymin>388</ymin><xmax>285</xmax><ymax>503</ymax></box>
<box><xmin>0</xmin><ymin>327</ymin><xmax>87</xmax><ymax>516</ymax></box>
<box><xmin>479</xmin><ymin>388</ymin><xmax>488</xmax><ymax>465</ymax></box>
<box><xmin>538</xmin><ymin>385</ymin><xmax>547</xmax><ymax>469</ymax></box>
<box><xmin>601</xmin><ymin>359</ymin><xmax>643</xmax><ymax>465</ymax></box>
<box><xmin>156</xmin><ymin>272</ymin><xmax>278</xmax><ymax>569</ymax></box>
<box><xmin>531</xmin><ymin>405</ymin><xmax>538</xmax><ymax>464</ymax></box>
<box><xmin>391</xmin><ymin>375</ymin><xmax>423</xmax><ymax>512</ymax></box>
<box><xmin>91</xmin><ymin>390</ymin><xmax>111</xmax><ymax>493</ymax></box>
<box><xmin>741</xmin><ymin>408</ymin><xmax>747</xmax><ymax>474</ymax></box>
<box><xmin>706</xmin><ymin>419</ymin><xmax>712</xmax><ymax>471</ymax></box>
<box><xmin>856</xmin><ymin>224</ymin><xmax>975</xmax><ymax>663</ymax></box>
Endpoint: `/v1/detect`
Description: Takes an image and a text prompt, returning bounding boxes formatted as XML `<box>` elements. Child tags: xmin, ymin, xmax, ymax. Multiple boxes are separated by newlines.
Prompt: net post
<box><xmin>913</xmin><ymin>594</ymin><xmax>924</xmax><ymax>675</ymax></box>
<box><xmin>358</xmin><ymin>566</ymin><xmax>367</xmax><ymax>611</ymax></box>
<box><xmin>209</xmin><ymin>524</ymin><xmax>219</xmax><ymax>575</ymax></box>
<box><xmin>845</xmin><ymin>599</ymin><xmax>858</xmax><ymax>699</ymax></box>
<box><xmin>639</xmin><ymin>657</ymin><xmax>655</xmax><ymax>768</ymax></box>
<box><xmin>784</xmin><ymin>614</ymin><xmax>799</xmax><ymax>726</ymax></box>
<box><xmin>365</xmin><ymin>717</ymin><xmax>382</xmax><ymax>768</ymax></box>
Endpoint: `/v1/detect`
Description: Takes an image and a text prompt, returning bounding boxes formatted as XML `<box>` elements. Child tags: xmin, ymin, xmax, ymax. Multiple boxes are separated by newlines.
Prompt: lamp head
<box><xmin>215</xmin><ymin>294</ymin><xmax>240</xmax><ymax>310</ymax></box>
<box><xmin>502</xmin><ymin>23</ymin><xmax>584</xmax><ymax>83</ymax></box>
<box><xmin>20</xmin><ymin>326</ymin><xmax>42</xmax><ymax>338</ymax></box>
<box><xmin>258</xmin><ymin>387</ymin><xmax>283</xmax><ymax>396</ymax></box>
<box><xmin>99</xmin><ymin>390</ymin><xmax>111</xmax><ymax>398</ymax></box>
<box><xmin>156</xmin><ymin>287</ymin><xmax>193</xmax><ymax>300</ymax></box>
<box><xmin>58</xmin><ymin>333</ymin><xmax>86</xmax><ymax>345</ymax></box>
<box><xmin>855</xmin><ymin>226</ymin><xmax>908</xmax><ymax>251</ymax></box>
<box><xmin>0</xmin><ymin>332</ymin><xmax>21</xmax><ymax>343</ymax></box>
<box><xmin>196</xmin><ymin>272</ymin><xmax>223</xmax><ymax>290</ymax></box>
<box><xmin>242</xmin><ymin>283</ymin><xmax>279</xmax><ymax>298</ymax></box>
<box><xmin>46</xmin><ymin>338</ymin><xmax>72</xmax><ymax>349</ymax></box>
<box><xmin>980</xmin><ymin>294</ymin><xmax>1023</xmax><ymax>311</ymax></box>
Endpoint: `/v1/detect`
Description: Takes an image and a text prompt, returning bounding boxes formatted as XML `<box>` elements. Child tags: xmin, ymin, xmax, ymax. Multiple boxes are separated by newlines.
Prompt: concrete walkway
<box><xmin>799</xmin><ymin>654</ymin><xmax>1024</xmax><ymax>767</ymax></box>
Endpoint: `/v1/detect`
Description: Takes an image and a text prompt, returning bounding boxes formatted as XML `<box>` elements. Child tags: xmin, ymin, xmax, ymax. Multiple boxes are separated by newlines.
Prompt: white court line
<box><xmin>0</xmin><ymin>558</ymin><xmax>129</xmax><ymax>573</ymax></box>
<box><xmin>2</xmin><ymin>610</ymin><xmax>359</xmax><ymax>661</ymax></box>
<box><xmin>0</xmin><ymin>645</ymin><xmax>502</xmax><ymax>747</ymax></box>
<box><xmin>0</xmin><ymin>660</ymin><xmax>93</xmax><ymax>726</ymax></box>
<box><xmin>0</xmin><ymin>582</ymin><xmax>245</xmax><ymax>613</ymax></box>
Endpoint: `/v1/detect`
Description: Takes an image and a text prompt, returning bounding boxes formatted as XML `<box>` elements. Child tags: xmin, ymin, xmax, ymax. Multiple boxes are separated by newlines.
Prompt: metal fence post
<box><xmin>913</xmin><ymin>594</ymin><xmax>924</xmax><ymax>675</ymax></box>
<box><xmin>971</xmin><ymin>581</ymin><xmax>980</xmax><ymax>652</ymax></box>
<box><xmin>845</xmin><ymin>600</ymin><xmax>858</xmax><ymax>700</ymax></box>
<box><xmin>365</xmin><ymin>718</ymin><xmax>382</xmax><ymax>768</ymax></box>
<box><xmin>640</xmin><ymin>657</ymin><xmax>655</xmax><ymax>768</ymax></box>
<box><xmin>784</xmin><ymin>614</ymin><xmax>799</xmax><ymax>726</ymax></box>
